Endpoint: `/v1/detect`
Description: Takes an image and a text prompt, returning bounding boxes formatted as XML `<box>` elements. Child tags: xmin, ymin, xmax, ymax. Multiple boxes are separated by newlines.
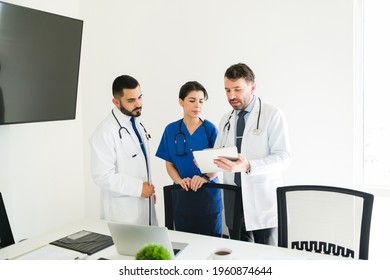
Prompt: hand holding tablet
<box><xmin>192</xmin><ymin>146</ymin><xmax>238</xmax><ymax>173</ymax></box>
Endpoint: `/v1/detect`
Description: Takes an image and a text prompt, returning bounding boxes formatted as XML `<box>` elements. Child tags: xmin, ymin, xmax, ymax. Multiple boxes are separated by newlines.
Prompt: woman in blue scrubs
<box><xmin>156</xmin><ymin>81</ymin><xmax>222</xmax><ymax>237</ymax></box>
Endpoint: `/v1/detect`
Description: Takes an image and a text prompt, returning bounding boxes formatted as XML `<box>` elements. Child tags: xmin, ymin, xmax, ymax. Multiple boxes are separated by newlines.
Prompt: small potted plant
<box><xmin>135</xmin><ymin>243</ymin><xmax>172</xmax><ymax>260</ymax></box>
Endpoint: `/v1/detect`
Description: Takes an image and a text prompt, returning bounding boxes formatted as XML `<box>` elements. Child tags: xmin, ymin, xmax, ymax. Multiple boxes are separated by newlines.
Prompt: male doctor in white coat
<box><xmin>214</xmin><ymin>63</ymin><xmax>291</xmax><ymax>245</ymax></box>
<box><xmin>90</xmin><ymin>75</ymin><xmax>157</xmax><ymax>225</ymax></box>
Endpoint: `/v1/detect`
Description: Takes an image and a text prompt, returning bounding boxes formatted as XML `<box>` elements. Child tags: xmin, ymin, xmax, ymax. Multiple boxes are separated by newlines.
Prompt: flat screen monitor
<box><xmin>0</xmin><ymin>1</ymin><xmax>83</xmax><ymax>125</ymax></box>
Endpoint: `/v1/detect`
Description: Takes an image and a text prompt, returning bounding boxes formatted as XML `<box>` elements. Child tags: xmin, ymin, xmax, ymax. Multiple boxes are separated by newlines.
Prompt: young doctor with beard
<box><xmin>90</xmin><ymin>75</ymin><xmax>157</xmax><ymax>225</ymax></box>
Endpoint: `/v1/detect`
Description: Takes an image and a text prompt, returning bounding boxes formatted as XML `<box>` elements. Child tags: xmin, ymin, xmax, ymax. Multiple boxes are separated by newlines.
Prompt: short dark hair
<box><xmin>224</xmin><ymin>63</ymin><xmax>255</xmax><ymax>84</ymax></box>
<box><xmin>112</xmin><ymin>75</ymin><xmax>140</xmax><ymax>98</ymax></box>
<box><xmin>179</xmin><ymin>81</ymin><xmax>208</xmax><ymax>100</ymax></box>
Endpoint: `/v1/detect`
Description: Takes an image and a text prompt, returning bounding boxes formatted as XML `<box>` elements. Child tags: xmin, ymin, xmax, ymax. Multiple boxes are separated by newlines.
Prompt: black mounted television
<box><xmin>0</xmin><ymin>1</ymin><xmax>83</xmax><ymax>125</ymax></box>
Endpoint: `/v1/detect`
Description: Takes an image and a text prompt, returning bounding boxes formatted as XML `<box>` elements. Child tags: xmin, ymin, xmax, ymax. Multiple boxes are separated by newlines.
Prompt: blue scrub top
<box><xmin>156</xmin><ymin>119</ymin><xmax>222</xmax><ymax>215</ymax></box>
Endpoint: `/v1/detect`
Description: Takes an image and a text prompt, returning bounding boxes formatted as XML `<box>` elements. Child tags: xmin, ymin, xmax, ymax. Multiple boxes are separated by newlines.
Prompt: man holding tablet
<box><xmin>213</xmin><ymin>63</ymin><xmax>291</xmax><ymax>245</ymax></box>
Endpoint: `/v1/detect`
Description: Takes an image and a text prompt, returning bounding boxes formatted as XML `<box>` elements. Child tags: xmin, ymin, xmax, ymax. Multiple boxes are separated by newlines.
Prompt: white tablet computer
<box><xmin>192</xmin><ymin>146</ymin><xmax>238</xmax><ymax>173</ymax></box>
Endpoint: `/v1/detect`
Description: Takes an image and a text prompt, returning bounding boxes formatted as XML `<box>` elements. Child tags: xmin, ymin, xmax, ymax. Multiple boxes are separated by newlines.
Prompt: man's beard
<box><xmin>119</xmin><ymin>103</ymin><xmax>141</xmax><ymax>118</ymax></box>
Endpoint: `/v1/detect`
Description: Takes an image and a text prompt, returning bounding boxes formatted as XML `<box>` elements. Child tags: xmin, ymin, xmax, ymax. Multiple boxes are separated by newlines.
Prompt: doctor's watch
<box><xmin>245</xmin><ymin>163</ymin><xmax>251</xmax><ymax>174</ymax></box>
<box><xmin>202</xmin><ymin>174</ymin><xmax>211</xmax><ymax>182</ymax></box>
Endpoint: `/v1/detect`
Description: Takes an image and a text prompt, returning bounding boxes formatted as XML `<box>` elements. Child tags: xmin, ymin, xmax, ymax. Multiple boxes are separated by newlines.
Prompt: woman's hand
<box><xmin>177</xmin><ymin>177</ymin><xmax>191</xmax><ymax>191</ymax></box>
<box><xmin>190</xmin><ymin>175</ymin><xmax>207</xmax><ymax>192</ymax></box>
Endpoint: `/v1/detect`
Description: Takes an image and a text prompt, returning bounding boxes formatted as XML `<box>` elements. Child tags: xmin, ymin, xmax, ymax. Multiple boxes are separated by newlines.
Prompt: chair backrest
<box><xmin>277</xmin><ymin>185</ymin><xmax>374</xmax><ymax>260</ymax></box>
<box><xmin>163</xmin><ymin>183</ymin><xmax>242</xmax><ymax>240</ymax></box>
<box><xmin>0</xmin><ymin>192</ymin><xmax>15</xmax><ymax>249</ymax></box>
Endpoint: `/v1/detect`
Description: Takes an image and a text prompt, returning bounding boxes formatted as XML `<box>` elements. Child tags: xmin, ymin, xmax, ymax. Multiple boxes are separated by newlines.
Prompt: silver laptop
<box><xmin>107</xmin><ymin>222</ymin><xmax>175</xmax><ymax>259</ymax></box>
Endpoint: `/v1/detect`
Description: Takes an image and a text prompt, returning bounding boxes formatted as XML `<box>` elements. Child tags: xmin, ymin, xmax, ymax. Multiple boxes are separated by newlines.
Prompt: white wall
<box><xmin>79</xmin><ymin>0</ymin><xmax>355</xmax><ymax>225</ymax></box>
<box><xmin>0</xmin><ymin>0</ymin><xmax>85</xmax><ymax>241</ymax></box>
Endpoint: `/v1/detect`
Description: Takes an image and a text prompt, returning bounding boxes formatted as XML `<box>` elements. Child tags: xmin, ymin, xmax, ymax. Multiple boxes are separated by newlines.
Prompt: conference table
<box><xmin>0</xmin><ymin>218</ymin><xmax>338</xmax><ymax>260</ymax></box>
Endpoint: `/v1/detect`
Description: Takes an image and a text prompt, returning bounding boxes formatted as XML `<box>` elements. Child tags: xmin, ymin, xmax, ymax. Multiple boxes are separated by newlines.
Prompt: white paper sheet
<box><xmin>13</xmin><ymin>244</ymin><xmax>88</xmax><ymax>260</ymax></box>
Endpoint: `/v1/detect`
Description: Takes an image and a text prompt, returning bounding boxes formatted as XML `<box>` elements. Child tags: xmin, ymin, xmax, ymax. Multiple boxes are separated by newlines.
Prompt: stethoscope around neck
<box><xmin>220</xmin><ymin>97</ymin><xmax>262</xmax><ymax>147</ymax></box>
<box><xmin>112</xmin><ymin>109</ymin><xmax>154</xmax><ymax>226</ymax></box>
<box><xmin>111</xmin><ymin>109</ymin><xmax>151</xmax><ymax>157</ymax></box>
<box><xmin>175</xmin><ymin>118</ymin><xmax>212</xmax><ymax>156</ymax></box>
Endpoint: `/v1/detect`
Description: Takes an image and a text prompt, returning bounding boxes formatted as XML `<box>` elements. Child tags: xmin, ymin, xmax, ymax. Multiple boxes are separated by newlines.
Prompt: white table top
<box><xmin>0</xmin><ymin>218</ymin><xmax>338</xmax><ymax>260</ymax></box>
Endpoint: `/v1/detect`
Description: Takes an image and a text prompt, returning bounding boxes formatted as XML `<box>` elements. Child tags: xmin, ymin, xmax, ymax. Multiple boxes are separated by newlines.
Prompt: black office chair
<box><xmin>277</xmin><ymin>185</ymin><xmax>374</xmax><ymax>259</ymax></box>
<box><xmin>0</xmin><ymin>192</ymin><xmax>15</xmax><ymax>249</ymax></box>
<box><xmin>163</xmin><ymin>183</ymin><xmax>242</xmax><ymax>240</ymax></box>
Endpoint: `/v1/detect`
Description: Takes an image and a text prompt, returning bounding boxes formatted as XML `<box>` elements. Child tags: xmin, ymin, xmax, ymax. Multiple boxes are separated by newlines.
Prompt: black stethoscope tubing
<box><xmin>174</xmin><ymin>118</ymin><xmax>212</xmax><ymax>156</ymax></box>
<box><xmin>111</xmin><ymin>109</ymin><xmax>151</xmax><ymax>158</ymax></box>
<box><xmin>222</xmin><ymin>97</ymin><xmax>262</xmax><ymax>145</ymax></box>
<box><xmin>111</xmin><ymin>109</ymin><xmax>151</xmax><ymax>140</ymax></box>
<box><xmin>111</xmin><ymin>108</ymin><xmax>153</xmax><ymax>225</ymax></box>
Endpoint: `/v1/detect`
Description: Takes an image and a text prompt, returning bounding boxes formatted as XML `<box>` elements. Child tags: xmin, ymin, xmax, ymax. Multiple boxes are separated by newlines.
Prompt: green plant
<box><xmin>135</xmin><ymin>243</ymin><xmax>172</xmax><ymax>260</ymax></box>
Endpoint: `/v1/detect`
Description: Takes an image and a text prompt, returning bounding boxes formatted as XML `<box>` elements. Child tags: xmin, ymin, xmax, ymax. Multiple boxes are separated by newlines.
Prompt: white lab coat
<box><xmin>90</xmin><ymin>107</ymin><xmax>157</xmax><ymax>225</ymax></box>
<box><xmin>215</xmin><ymin>97</ymin><xmax>291</xmax><ymax>231</ymax></box>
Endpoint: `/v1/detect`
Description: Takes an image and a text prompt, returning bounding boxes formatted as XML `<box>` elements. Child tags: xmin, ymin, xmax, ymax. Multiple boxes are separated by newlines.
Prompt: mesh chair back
<box><xmin>163</xmin><ymin>183</ymin><xmax>242</xmax><ymax>240</ymax></box>
<box><xmin>277</xmin><ymin>185</ymin><xmax>374</xmax><ymax>259</ymax></box>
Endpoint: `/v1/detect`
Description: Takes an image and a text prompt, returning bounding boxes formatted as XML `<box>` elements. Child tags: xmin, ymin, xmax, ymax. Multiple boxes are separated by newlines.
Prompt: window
<box><xmin>363</xmin><ymin>0</ymin><xmax>390</xmax><ymax>187</ymax></box>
